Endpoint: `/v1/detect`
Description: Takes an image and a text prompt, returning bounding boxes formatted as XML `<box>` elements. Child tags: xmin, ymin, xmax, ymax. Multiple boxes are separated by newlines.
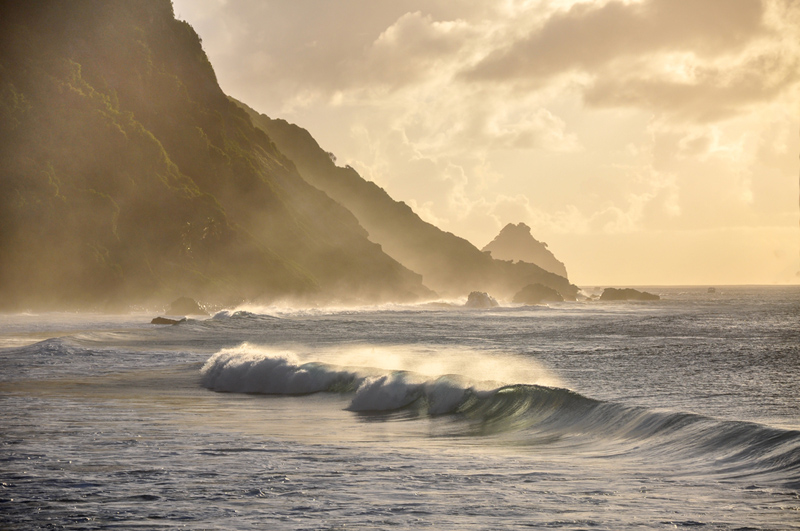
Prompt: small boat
<box><xmin>707</xmin><ymin>287</ymin><xmax>716</xmax><ymax>294</ymax></box>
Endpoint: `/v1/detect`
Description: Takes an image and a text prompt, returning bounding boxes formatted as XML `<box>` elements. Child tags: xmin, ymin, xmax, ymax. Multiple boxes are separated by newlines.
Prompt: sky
<box><xmin>172</xmin><ymin>0</ymin><xmax>800</xmax><ymax>286</ymax></box>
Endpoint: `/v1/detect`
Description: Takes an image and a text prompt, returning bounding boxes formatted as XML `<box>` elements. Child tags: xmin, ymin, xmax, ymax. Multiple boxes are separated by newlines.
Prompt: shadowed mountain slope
<box><xmin>238</xmin><ymin>101</ymin><xmax>578</xmax><ymax>301</ymax></box>
<box><xmin>0</xmin><ymin>0</ymin><xmax>430</xmax><ymax>309</ymax></box>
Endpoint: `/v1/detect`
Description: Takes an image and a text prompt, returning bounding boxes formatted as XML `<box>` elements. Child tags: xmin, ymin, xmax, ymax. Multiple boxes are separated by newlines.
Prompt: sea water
<box><xmin>1</xmin><ymin>286</ymin><xmax>798</xmax><ymax>529</ymax></box>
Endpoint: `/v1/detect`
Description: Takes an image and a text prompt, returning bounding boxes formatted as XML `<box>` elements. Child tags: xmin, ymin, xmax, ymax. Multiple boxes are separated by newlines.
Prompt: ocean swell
<box><xmin>200</xmin><ymin>344</ymin><xmax>800</xmax><ymax>487</ymax></box>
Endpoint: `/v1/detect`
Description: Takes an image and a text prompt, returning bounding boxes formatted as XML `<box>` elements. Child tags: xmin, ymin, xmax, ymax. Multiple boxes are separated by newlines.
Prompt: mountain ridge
<box><xmin>237</xmin><ymin>100</ymin><xmax>578</xmax><ymax>301</ymax></box>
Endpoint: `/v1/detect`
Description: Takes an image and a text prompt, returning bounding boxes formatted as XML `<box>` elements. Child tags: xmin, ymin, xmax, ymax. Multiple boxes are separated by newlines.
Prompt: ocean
<box><xmin>1</xmin><ymin>286</ymin><xmax>799</xmax><ymax>530</ymax></box>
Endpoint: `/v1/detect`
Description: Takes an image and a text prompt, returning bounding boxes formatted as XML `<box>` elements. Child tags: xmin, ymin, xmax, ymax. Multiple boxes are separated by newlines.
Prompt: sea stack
<box><xmin>482</xmin><ymin>223</ymin><xmax>569</xmax><ymax>279</ymax></box>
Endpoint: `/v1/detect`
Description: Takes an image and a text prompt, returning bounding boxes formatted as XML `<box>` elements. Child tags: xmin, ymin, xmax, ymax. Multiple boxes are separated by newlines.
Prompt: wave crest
<box><xmin>199</xmin><ymin>344</ymin><xmax>800</xmax><ymax>487</ymax></box>
<box><xmin>200</xmin><ymin>345</ymin><xmax>361</xmax><ymax>395</ymax></box>
<box><xmin>200</xmin><ymin>344</ymin><xmax>487</xmax><ymax>414</ymax></box>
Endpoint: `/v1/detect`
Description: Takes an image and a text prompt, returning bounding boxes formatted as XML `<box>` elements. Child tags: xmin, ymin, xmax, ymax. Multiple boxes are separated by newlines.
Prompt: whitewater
<box><xmin>1</xmin><ymin>286</ymin><xmax>798</xmax><ymax>529</ymax></box>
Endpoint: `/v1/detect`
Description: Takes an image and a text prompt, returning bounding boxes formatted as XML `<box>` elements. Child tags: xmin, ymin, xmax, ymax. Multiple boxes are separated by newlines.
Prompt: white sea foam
<box><xmin>347</xmin><ymin>372</ymin><xmax>476</xmax><ymax>413</ymax></box>
<box><xmin>424</xmin><ymin>375</ymin><xmax>476</xmax><ymax>415</ymax></box>
<box><xmin>349</xmin><ymin>373</ymin><xmax>425</xmax><ymax>411</ymax></box>
<box><xmin>200</xmin><ymin>345</ymin><xmax>359</xmax><ymax>395</ymax></box>
<box><xmin>219</xmin><ymin>297</ymin><xmax>507</xmax><ymax>319</ymax></box>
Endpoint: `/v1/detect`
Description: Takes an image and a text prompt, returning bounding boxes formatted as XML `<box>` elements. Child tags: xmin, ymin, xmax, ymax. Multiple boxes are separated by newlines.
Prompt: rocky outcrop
<box><xmin>599</xmin><ymin>288</ymin><xmax>660</xmax><ymax>301</ymax></box>
<box><xmin>512</xmin><ymin>283</ymin><xmax>564</xmax><ymax>305</ymax></box>
<box><xmin>465</xmin><ymin>292</ymin><xmax>499</xmax><ymax>308</ymax></box>
<box><xmin>482</xmin><ymin>223</ymin><xmax>569</xmax><ymax>279</ymax></box>
<box><xmin>151</xmin><ymin>316</ymin><xmax>185</xmax><ymax>325</ymax></box>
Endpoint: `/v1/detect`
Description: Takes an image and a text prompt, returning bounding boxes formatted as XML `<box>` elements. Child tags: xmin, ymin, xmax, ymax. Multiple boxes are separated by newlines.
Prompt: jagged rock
<box><xmin>465</xmin><ymin>291</ymin><xmax>499</xmax><ymax>308</ymax></box>
<box><xmin>513</xmin><ymin>283</ymin><xmax>564</xmax><ymax>305</ymax></box>
<box><xmin>151</xmin><ymin>316</ymin><xmax>185</xmax><ymax>325</ymax></box>
<box><xmin>599</xmin><ymin>288</ymin><xmax>660</xmax><ymax>301</ymax></box>
<box><xmin>482</xmin><ymin>223</ymin><xmax>569</xmax><ymax>279</ymax></box>
<box><xmin>167</xmin><ymin>297</ymin><xmax>208</xmax><ymax>316</ymax></box>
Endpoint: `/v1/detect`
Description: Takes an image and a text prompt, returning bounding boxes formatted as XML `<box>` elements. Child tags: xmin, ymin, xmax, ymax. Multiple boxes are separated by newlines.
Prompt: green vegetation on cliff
<box><xmin>0</xmin><ymin>0</ymin><xmax>429</xmax><ymax>309</ymax></box>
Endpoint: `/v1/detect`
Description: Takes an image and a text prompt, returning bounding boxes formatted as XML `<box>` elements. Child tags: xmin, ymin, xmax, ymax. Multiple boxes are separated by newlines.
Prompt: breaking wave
<box><xmin>200</xmin><ymin>344</ymin><xmax>800</xmax><ymax>488</ymax></box>
<box><xmin>200</xmin><ymin>345</ymin><xmax>483</xmax><ymax>414</ymax></box>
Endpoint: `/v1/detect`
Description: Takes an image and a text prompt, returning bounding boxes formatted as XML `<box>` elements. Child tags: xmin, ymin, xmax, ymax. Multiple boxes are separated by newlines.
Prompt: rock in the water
<box><xmin>167</xmin><ymin>297</ymin><xmax>207</xmax><ymax>316</ymax></box>
<box><xmin>513</xmin><ymin>283</ymin><xmax>564</xmax><ymax>305</ymax></box>
<box><xmin>465</xmin><ymin>291</ymin><xmax>499</xmax><ymax>308</ymax></box>
<box><xmin>599</xmin><ymin>288</ymin><xmax>660</xmax><ymax>301</ymax></box>
<box><xmin>151</xmin><ymin>316</ymin><xmax>184</xmax><ymax>325</ymax></box>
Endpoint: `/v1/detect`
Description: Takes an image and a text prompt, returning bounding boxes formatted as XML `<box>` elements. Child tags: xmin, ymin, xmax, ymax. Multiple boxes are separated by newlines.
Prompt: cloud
<box><xmin>178</xmin><ymin>0</ymin><xmax>797</xmax><ymax>123</ymax></box>
<box><xmin>460</xmin><ymin>0</ymin><xmax>799</xmax><ymax>122</ymax></box>
<box><xmin>583</xmin><ymin>50</ymin><xmax>799</xmax><ymax>121</ymax></box>
<box><xmin>361</xmin><ymin>12</ymin><xmax>473</xmax><ymax>87</ymax></box>
<box><xmin>484</xmin><ymin>105</ymin><xmax>581</xmax><ymax>151</ymax></box>
<box><xmin>464</xmin><ymin>0</ymin><xmax>765</xmax><ymax>82</ymax></box>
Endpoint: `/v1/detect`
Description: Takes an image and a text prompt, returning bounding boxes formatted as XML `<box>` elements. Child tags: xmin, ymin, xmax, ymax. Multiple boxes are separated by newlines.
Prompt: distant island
<box><xmin>0</xmin><ymin>0</ymin><xmax>578</xmax><ymax>311</ymax></box>
<box><xmin>599</xmin><ymin>288</ymin><xmax>660</xmax><ymax>301</ymax></box>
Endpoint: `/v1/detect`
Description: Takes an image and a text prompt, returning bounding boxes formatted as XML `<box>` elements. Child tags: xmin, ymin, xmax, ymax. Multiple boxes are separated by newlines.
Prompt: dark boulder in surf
<box><xmin>465</xmin><ymin>291</ymin><xmax>499</xmax><ymax>308</ymax></box>
<box><xmin>151</xmin><ymin>316</ymin><xmax>185</xmax><ymax>325</ymax></box>
<box><xmin>599</xmin><ymin>288</ymin><xmax>660</xmax><ymax>301</ymax></box>
<box><xmin>513</xmin><ymin>283</ymin><xmax>564</xmax><ymax>305</ymax></box>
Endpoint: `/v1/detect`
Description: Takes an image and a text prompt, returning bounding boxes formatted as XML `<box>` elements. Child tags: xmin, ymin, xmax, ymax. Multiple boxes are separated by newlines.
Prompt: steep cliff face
<box><xmin>0</xmin><ymin>0</ymin><xmax>430</xmax><ymax>309</ymax></box>
<box><xmin>482</xmin><ymin>223</ymin><xmax>569</xmax><ymax>279</ymax></box>
<box><xmin>239</xmin><ymin>101</ymin><xmax>579</xmax><ymax>301</ymax></box>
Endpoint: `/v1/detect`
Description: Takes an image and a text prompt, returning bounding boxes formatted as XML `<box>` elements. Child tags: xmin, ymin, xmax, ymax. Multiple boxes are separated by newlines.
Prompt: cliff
<box><xmin>0</xmin><ymin>0</ymin><xmax>431</xmax><ymax>309</ymax></box>
<box><xmin>237</xmin><ymin>101</ymin><xmax>579</xmax><ymax>301</ymax></box>
<box><xmin>482</xmin><ymin>223</ymin><xmax>569</xmax><ymax>279</ymax></box>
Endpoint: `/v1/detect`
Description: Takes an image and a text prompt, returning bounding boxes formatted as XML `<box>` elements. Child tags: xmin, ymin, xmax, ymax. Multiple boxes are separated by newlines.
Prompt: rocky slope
<box><xmin>239</xmin><ymin>102</ymin><xmax>579</xmax><ymax>301</ymax></box>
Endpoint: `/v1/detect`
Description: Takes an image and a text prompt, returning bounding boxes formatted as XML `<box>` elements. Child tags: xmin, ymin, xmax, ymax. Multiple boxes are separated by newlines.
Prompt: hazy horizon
<box><xmin>173</xmin><ymin>0</ymin><xmax>800</xmax><ymax>287</ymax></box>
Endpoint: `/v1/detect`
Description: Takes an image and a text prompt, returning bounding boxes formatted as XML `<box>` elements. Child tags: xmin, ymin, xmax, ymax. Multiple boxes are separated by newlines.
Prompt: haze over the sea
<box><xmin>174</xmin><ymin>0</ymin><xmax>800</xmax><ymax>286</ymax></box>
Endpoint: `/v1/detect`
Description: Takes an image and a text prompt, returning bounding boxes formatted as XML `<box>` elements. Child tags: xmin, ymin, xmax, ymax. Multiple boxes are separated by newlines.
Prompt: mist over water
<box><xmin>1</xmin><ymin>286</ymin><xmax>799</xmax><ymax>529</ymax></box>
